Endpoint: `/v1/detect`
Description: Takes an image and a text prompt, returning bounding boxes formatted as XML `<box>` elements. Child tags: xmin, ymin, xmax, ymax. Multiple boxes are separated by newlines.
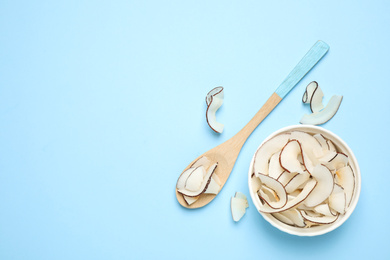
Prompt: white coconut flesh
<box><xmin>300</xmin><ymin>209</ymin><xmax>338</xmax><ymax>224</ymax></box>
<box><xmin>177</xmin><ymin>157</ymin><xmax>221</xmax><ymax>204</ymax></box>
<box><xmin>325</xmin><ymin>152</ymin><xmax>348</xmax><ymax>171</ymax></box>
<box><xmin>251</xmin><ymin>131</ymin><xmax>356</xmax><ymax>228</ymax></box>
<box><xmin>290</xmin><ymin>131</ymin><xmax>322</xmax><ymax>164</ymax></box>
<box><xmin>335</xmin><ymin>166</ymin><xmax>355</xmax><ymax>208</ymax></box>
<box><xmin>328</xmin><ymin>183</ymin><xmax>346</xmax><ymax>214</ymax></box>
<box><xmin>279</xmin><ymin>140</ymin><xmax>306</xmax><ymax>174</ymax></box>
<box><xmin>256</xmin><ymin>174</ymin><xmax>288</xmax><ymax>209</ymax></box>
<box><xmin>304</xmin><ymin>164</ymin><xmax>334</xmax><ymax>207</ymax></box>
<box><xmin>231</xmin><ymin>192</ymin><xmax>249</xmax><ymax>222</ymax></box>
<box><xmin>205</xmin><ymin>87</ymin><xmax>224</xmax><ymax>133</ymax></box>
<box><xmin>300</xmin><ymin>95</ymin><xmax>343</xmax><ymax>125</ymax></box>
<box><xmin>253</xmin><ymin>133</ymin><xmax>291</xmax><ymax>176</ymax></box>
<box><xmin>268</xmin><ymin>151</ymin><xmax>284</xmax><ymax>179</ymax></box>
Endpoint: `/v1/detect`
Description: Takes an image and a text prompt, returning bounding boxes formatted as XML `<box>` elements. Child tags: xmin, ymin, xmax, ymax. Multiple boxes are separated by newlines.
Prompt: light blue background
<box><xmin>1</xmin><ymin>1</ymin><xmax>389</xmax><ymax>259</ymax></box>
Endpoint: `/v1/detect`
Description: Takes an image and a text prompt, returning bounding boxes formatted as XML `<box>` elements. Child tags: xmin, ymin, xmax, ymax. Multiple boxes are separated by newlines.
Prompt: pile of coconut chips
<box><xmin>250</xmin><ymin>131</ymin><xmax>355</xmax><ymax>228</ymax></box>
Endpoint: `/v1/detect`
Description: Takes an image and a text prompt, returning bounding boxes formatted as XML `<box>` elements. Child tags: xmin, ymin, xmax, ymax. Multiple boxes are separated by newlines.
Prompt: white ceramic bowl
<box><xmin>248</xmin><ymin>125</ymin><xmax>361</xmax><ymax>236</ymax></box>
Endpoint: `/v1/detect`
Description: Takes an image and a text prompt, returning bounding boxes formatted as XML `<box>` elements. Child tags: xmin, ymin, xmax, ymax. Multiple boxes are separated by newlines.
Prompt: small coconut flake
<box><xmin>205</xmin><ymin>87</ymin><xmax>224</xmax><ymax>133</ymax></box>
<box><xmin>300</xmin><ymin>95</ymin><xmax>343</xmax><ymax>125</ymax></box>
<box><xmin>231</xmin><ymin>193</ymin><xmax>249</xmax><ymax>222</ymax></box>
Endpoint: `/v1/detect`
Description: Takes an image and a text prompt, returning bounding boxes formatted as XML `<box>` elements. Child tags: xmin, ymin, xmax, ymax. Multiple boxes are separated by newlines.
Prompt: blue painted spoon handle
<box><xmin>234</xmin><ymin>41</ymin><xmax>329</xmax><ymax>144</ymax></box>
<box><xmin>275</xmin><ymin>40</ymin><xmax>329</xmax><ymax>98</ymax></box>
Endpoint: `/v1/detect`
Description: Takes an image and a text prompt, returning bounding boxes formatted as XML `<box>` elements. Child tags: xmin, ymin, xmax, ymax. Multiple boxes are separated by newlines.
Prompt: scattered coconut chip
<box><xmin>231</xmin><ymin>192</ymin><xmax>249</xmax><ymax>222</ymax></box>
<box><xmin>300</xmin><ymin>95</ymin><xmax>343</xmax><ymax>125</ymax></box>
<box><xmin>205</xmin><ymin>87</ymin><xmax>224</xmax><ymax>133</ymax></box>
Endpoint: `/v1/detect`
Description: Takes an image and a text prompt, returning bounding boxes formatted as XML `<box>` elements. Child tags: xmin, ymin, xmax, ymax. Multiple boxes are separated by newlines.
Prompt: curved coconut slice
<box><xmin>300</xmin><ymin>210</ymin><xmax>338</xmax><ymax>224</ymax></box>
<box><xmin>183</xmin><ymin>195</ymin><xmax>199</xmax><ymax>205</ymax></box>
<box><xmin>304</xmin><ymin>164</ymin><xmax>334</xmax><ymax>207</ymax></box>
<box><xmin>300</xmin><ymin>95</ymin><xmax>343</xmax><ymax>125</ymax></box>
<box><xmin>335</xmin><ymin>165</ymin><xmax>355</xmax><ymax>208</ymax></box>
<box><xmin>204</xmin><ymin>175</ymin><xmax>221</xmax><ymax>194</ymax></box>
<box><xmin>177</xmin><ymin>163</ymin><xmax>217</xmax><ymax>197</ymax></box>
<box><xmin>191</xmin><ymin>156</ymin><xmax>211</xmax><ymax>172</ymax></box>
<box><xmin>268</xmin><ymin>151</ymin><xmax>284</xmax><ymax>179</ymax></box>
<box><xmin>205</xmin><ymin>87</ymin><xmax>224</xmax><ymax>133</ymax></box>
<box><xmin>290</xmin><ymin>131</ymin><xmax>322</xmax><ymax>163</ymax></box>
<box><xmin>318</xmin><ymin>150</ymin><xmax>337</xmax><ymax>163</ymax></box>
<box><xmin>327</xmin><ymin>140</ymin><xmax>337</xmax><ymax>152</ymax></box>
<box><xmin>314</xmin><ymin>203</ymin><xmax>336</xmax><ymax>217</ymax></box>
<box><xmin>302</xmin><ymin>81</ymin><xmax>318</xmax><ymax>104</ymax></box>
<box><xmin>251</xmin><ymin>175</ymin><xmax>262</xmax><ymax>193</ymax></box>
<box><xmin>279</xmin><ymin>208</ymin><xmax>306</xmax><ymax>227</ymax></box>
<box><xmin>285</xmin><ymin>172</ymin><xmax>310</xmax><ymax>193</ymax></box>
<box><xmin>253</xmin><ymin>133</ymin><xmax>291</xmax><ymax>176</ymax></box>
<box><xmin>279</xmin><ymin>140</ymin><xmax>305</xmax><ymax>174</ymax></box>
<box><xmin>257</xmin><ymin>174</ymin><xmax>287</xmax><ymax>209</ymax></box>
<box><xmin>185</xmin><ymin>166</ymin><xmax>206</xmax><ymax>191</ymax></box>
<box><xmin>176</xmin><ymin>167</ymin><xmax>198</xmax><ymax>190</ymax></box>
<box><xmin>278</xmin><ymin>171</ymin><xmax>298</xmax><ymax>186</ymax></box>
<box><xmin>258</xmin><ymin>185</ymin><xmax>280</xmax><ymax>204</ymax></box>
<box><xmin>325</xmin><ymin>152</ymin><xmax>348</xmax><ymax>171</ymax></box>
<box><xmin>313</xmin><ymin>133</ymin><xmax>328</xmax><ymax>150</ymax></box>
<box><xmin>259</xmin><ymin>179</ymin><xmax>317</xmax><ymax>213</ymax></box>
<box><xmin>328</xmin><ymin>183</ymin><xmax>346</xmax><ymax>214</ymax></box>
<box><xmin>271</xmin><ymin>212</ymin><xmax>295</xmax><ymax>226</ymax></box>
<box><xmin>231</xmin><ymin>194</ymin><xmax>248</xmax><ymax>222</ymax></box>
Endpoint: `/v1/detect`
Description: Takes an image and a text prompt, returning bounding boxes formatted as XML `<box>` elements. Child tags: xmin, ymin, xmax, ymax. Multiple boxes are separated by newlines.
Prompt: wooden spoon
<box><xmin>176</xmin><ymin>41</ymin><xmax>329</xmax><ymax>209</ymax></box>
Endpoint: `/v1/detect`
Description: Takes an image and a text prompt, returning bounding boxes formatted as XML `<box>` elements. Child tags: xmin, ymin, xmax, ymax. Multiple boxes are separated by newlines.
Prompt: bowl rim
<box><xmin>248</xmin><ymin>125</ymin><xmax>361</xmax><ymax>236</ymax></box>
